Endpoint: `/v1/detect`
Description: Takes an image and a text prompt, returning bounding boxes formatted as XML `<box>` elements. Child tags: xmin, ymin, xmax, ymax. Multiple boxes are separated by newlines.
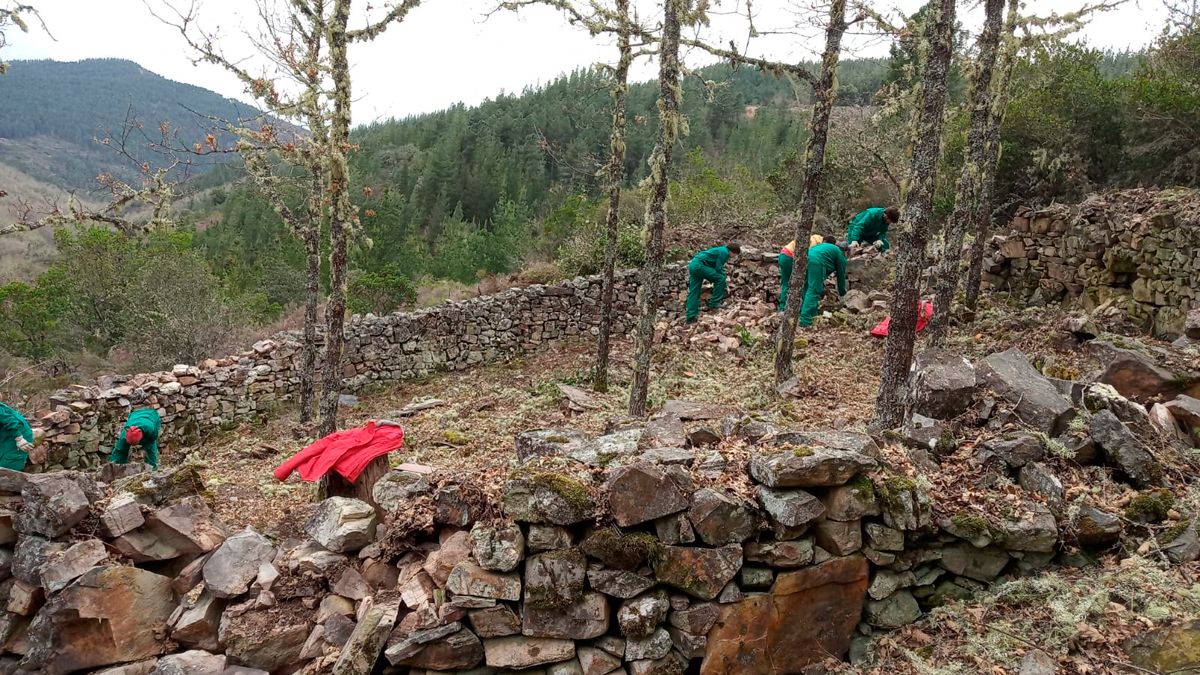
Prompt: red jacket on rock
<box><xmin>274</xmin><ymin>421</ymin><xmax>404</xmax><ymax>483</ymax></box>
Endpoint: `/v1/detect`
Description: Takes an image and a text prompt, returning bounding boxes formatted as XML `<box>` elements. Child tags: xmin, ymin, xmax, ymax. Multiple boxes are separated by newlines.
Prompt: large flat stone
<box><xmin>749</xmin><ymin>448</ymin><xmax>877</xmax><ymax>488</ymax></box>
<box><xmin>605</xmin><ymin>464</ymin><xmax>689</xmax><ymax>527</ymax></box>
<box><xmin>701</xmin><ymin>555</ymin><xmax>869</xmax><ymax>674</ymax></box>
<box><xmin>652</xmin><ymin>545</ymin><xmax>742</xmax><ymax>601</ymax></box>
<box><xmin>977</xmin><ymin>348</ymin><xmax>1075</xmax><ymax>435</ymax></box>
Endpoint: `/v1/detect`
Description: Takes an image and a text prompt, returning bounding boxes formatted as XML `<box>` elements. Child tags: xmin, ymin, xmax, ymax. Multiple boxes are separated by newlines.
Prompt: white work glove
<box><xmin>376</xmin><ymin>419</ymin><xmax>402</xmax><ymax>428</ymax></box>
<box><xmin>15</xmin><ymin>437</ymin><xmax>32</xmax><ymax>452</ymax></box>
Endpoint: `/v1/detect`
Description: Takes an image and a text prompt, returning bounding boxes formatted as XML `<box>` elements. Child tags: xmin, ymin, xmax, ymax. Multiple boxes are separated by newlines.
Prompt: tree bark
<box><xmin>965</xmin><ymin>0</ymin><xmax>1020</xmax><ymax>316</ymax></box>
<box><xmin>872</xmin><ymin>0</ymin><xmax>957</xmax><ymax>429</ymax></box>
<box><xmin>319</xmin><ymin>455</ymin><xmax>389</xmax><ymax>508</ymax></box>
<box><xmin>773</xmin><ymin>0</ymin><xmax>848</xmax><ymax>385</ymax></box>
<box><xmin>300</xmin><ymin>224</ymin><xmax>321</xmax><ymax>423</ymax></box>
<box><xmin>927</xmin><ymin>0</ymin><xmax>1005</xmax><ymax>345</ymax></box>
<box><xmin>318</xmin><ymin>0</ymin><xmax>354</xmax><ymax>442</ymax></box>
<box><xmin>628</xmin><ymin>0</ymin><xmax>682</xmax><ymax>418</ymax></box>
<box><xmin>594</xmin><ymin>0</ymin><xmax>632</xmax><ymax>394</ymax></box>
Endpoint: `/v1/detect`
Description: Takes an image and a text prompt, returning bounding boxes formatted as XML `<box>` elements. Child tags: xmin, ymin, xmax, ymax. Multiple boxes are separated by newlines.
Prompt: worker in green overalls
<box><xmin>0</xmin><ymin>402</ymin><xmax>35</xmax><ymax>471</ymax></box>
<box><xmin>685</xmin><ymin>242</ymin><xmax>741</xmax><ymax>323</ymax></box>
<box><xmin>799</xmin><ymin>236</ymin><xmax>849</xmax><ymax>327</ymax></box>
<box><xmin>109</xmin><ymin>408</ymin><xmax>162</xmax><ymax>470</ymax></box>
<box><xmin>846</xmin><ymin>206</ymin><xmax>900</xmax><ymax>252</ymax></box>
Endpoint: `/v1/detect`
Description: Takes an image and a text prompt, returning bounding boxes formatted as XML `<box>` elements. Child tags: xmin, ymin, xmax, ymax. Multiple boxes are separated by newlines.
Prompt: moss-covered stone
<box><xmin>1125</xmin><ymin>489</ymin><xmax>1175</xmax><ymax>524</ymax></box>
<box><xmin>876</xmin><ymin>476</ymin><xmax>916</xmax><ymax>511</ymax></box>
<box><xmin>949</xmin><ymin>513</ymin><xmax>994</xmax><ymax>541</ymax></box>
<box><xmin>846</xmin><ymin>474</ymin><xmax>876</xmax><ymax>502</ymax></box>
<box><xmin>532</xmin><ymin>473</ymin><xmax>594</xmax><ymax>514</ymax></box>
<box><xmin>580</xmin><ymin>529</ymin><xmax>661</xmax><ymax>571</ymax></box>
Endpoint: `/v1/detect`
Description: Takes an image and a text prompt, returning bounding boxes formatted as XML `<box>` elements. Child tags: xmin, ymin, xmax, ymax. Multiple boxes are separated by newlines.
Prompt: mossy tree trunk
<box><xmin>927</xmin><ymin>0</ymin><xmax>1005</xmax><ymax>345</ymax></box>
<box><xmin>628</xmin><ymin>0</ymin><xmax>684</xmax><ymax>418</ymax></box>
<box><xmin>773</xmin><ymin>0</ymin><xmax>849</xmax><ymax>385</ymax></box>
<box><xmin>595</xmin><ymin>0</ymin><xmax>633</xmax><ymax>394</ymax></box>
<box><xmin>965</xmin><ymin>0</ymin><xmax>1020</xmax><ymax>316</ymax></box>
<box><xmin>872</xmin><ymin>0</ymin><xmax>957</xmax><ymax>429</ymax></box>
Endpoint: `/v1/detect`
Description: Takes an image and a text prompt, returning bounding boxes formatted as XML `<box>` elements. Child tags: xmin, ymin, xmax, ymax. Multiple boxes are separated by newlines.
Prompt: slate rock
<box><xmin>626</xmin><ymin>627</ymin><xmax>672</xmax><ymax>661</ymax></box>
<box><xmin>1018</xmin><ymin>462</ymin><xmax>1064</xmax><ymax>508</ymax></box>
<box><xmin>40</xmin><ymin>538</ymin><xmax>108</xmax><ymax>593</ymax></box>
<box><xmin>1096</xmin><ymin>342</ymin><xmax>1182</xmax><ymax>401</ymax></box>
<box><xmin>391</xmin><ymin>626</ymin><xmax>484</xmax><ymax>671</ymax></box>
<box><xmin>203</xmin><ymin>528</ymin><xmax>277</xmax><ymax>599</ymax></box>
<box><xmin>977</xmin><ymin>348</ymin><xmax>1075</xmax><ymax>435</ymax></box>
<box><xmin>305</xmin><ymin>497</ymin><xmax>377</xmax><ymax>553</ymax></box>
<box><xmin>822</xmin><ymin>481</ymin><xmax>880</xmax><ymax>521</ymax></box>
<box><xmin>605</xmin><ymin>464</ymin><xmax>689</xmax><ymax>527</ymax></box>
<box><xmin>172</xmin><ymin>590</ymin><xmax>225</xmax><ymax>652</ymax></box>
<box><xmin>668</xmin><ymin>602</ymin><xmax>719</xmax><ymax>635</ymax></box>
<box><xmin>446</xmin><ymin>562</ymin><xmax>521</xmax><ymax>601</ymax></box>
<box><xmin>813</xmin><ymin>519</ymin><xmax>863</xmax><ymax>556</ymax></box>
<box><xmin>1089</xmin><ymin>409</ymin><xmax>1164</xmax><ymax>487</ymax></box>
<box><xmin>372</xmin><ymin>470</ymin><xmax>432</xmax><ymax>513</ymax></box>
<box><xmin>483</xmin><ymin>636</ymin><xmax>576</xmax><ymax>669</ymax></box>
<box><xmin>865</xmin><ymin>523</ymin><xmax>904</xmax><ymax>552</ymax></box>
<box><xmin>909</xmin><ymin>348</ymin><xmax>977</xmax><ymax>419</ymax></box>
<box><xmin>687</xmin><ymin>488</ymin><xmax>755</xmax><ymax>545</ymax></box>
<box><xmin>516</xmin><ymin>429</ymin><xmax>594</xmax><ymax>462</ymax></box>
<box><xmin>470</xmin><ymin>522</ymin><xmax>525</xmax><ymax>573</ymax></box>
<box><xmin>999</xmin><ymin>502</ymin><xmax>1058</xmax><ymax>553</ymax></box>
<box><xmin>527</xmin><ymin>524</ymin><xmax>573</xmax><ymax>552</ymax></box>
<box><xmin>743</xmin><ymin>539</ymin><xmax>814</xmax><ymax>568</ymax></box>
<box><xmin>982</xmin><ymin>433</ymin><xmax>1045</xmax><ymax>468</ymax></box>
<box><xmin>578</xmin><ymin>645</ymin><xmax>622</xmax><ymax>675</ymax></box>
<box><xmin>15</xmin><ymin>475</ymin><xmax>91</xmax><ymax>538</ymax></box>
<box><xmin>1074</xmin><ymin>505</ymin><xmax>1122</xmax><ymax>548</ymax></box>
<box><xmin>152</xmin><ymin>651</ymin><xmax>228</xmax><ymax>675</ymax></box>
<box><xmin>502</xmin><ymin>476</ymin><xmax>595</xmax><ymax>525</ymax></box>
<box><xmin>864</xmin><ymin>589</ymin><xmax>921</xmax><ymax>629</ymax></box>
<box><xmin>756</xmin><ymin>486</ymin><xmax>824</xmax><ymax>537</ymax></box>
<box><xmin>423</xmin><ymin>530</ymin><xmax>472</xmax><ymax>587</ymax></box>
<box><xmin>940</xmin><ymin>543</ymin><xmax>1009</xmax><ymax>582</ymax></box>
<box><xmin>587</xmin><ymin>569</ymin><xmax>656</xmax><ymax>599</ymax></box>
<box><xmin>749</xmin><ymin>448</ymin><xmax>877</xmax><ymax>488</ymax></box>
<box><xmin>617</xmin><ymin>591</ymin><xmax>669</xmax><ymax>638</ymax></box>
<box><xmin>652</xmin><ymin>545</ymin><xmax>742</xmax><ymax>601</ymax></box>
<box><xmin>524</xmin><ymin>549</ymin><xmax>586</xmax><ymax>609</ymax></box>
<box><xmin>23</xmin><ymin>566</ymin><xmax>175</xmax><ymax>673</ymax></box>
<box><xmin>522</xmin><ymin>591</ymin><xmax>609</xmax><ymax>640</ymax></box>
<box><xmin>468</xmin><ymin>605</ymin><xmax>521</xmax><ymax>638</ymax></box>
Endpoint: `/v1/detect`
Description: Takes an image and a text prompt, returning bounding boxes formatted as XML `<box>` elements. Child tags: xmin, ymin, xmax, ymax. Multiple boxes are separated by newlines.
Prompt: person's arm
<box><xmin>110</xmin><ymin>431</ymin><xmax>129</xmax><ymax>461</ymax></box>
<box><xmin>835</xmin><ymin>252</ymin><xmax>848</xmax><ymax>296</ymax></box>
<box><xmin>847</xmin><ymin>213</ymin><xmax>864</xmax><ymax>243</ymax></box>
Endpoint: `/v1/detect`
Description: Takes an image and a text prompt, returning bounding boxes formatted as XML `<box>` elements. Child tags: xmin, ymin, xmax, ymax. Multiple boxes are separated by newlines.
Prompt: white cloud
<box><xmin>5</xmin><ymin>0</ymin><xmax>1167</xmax><ymax>124</ymax></box>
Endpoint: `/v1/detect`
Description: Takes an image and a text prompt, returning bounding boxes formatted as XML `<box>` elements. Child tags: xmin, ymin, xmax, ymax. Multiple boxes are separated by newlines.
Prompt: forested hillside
<box><xmin>0</xmin><ymin>58</ymin><xmax>263</xmax><ymax>188</ymax></box>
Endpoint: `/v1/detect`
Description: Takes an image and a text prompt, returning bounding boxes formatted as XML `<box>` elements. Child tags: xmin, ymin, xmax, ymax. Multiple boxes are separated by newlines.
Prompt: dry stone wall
<box><xmin>980</xmin><ymin>188</ymin><xmax>1200</xmax><ymax>338</ymax></box>
<box><xmin>32</xmin><ymin>251</ymin><xmax>884</xmax><ymax>470</ymax></box>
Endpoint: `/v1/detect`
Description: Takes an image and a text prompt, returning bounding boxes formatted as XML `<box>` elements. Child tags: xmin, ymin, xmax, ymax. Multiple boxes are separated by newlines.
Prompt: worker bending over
<box><xmin>847</xmin><ymin>206</ymin><xmax>900</xmax><ymax>252</ymax></box>
<box><xmin>110</xmin><ymin>408</ymin><xmax>162</xmax><ymax>470</ymax></box>
<box><xmin>685</xmin><ymin>242</ymin><xmax>740</xmax><ymax>323</ymax></box>
<box><xmin>777</xmin><ymin>234</ymin><xmax>825</xmax><ymax>312</ymax></box>
<box><xmin>800</xmin><ymin>236</ymin><xmax>849</xmax><ymax>327</ymax></box>
<box><xmin>0</xmin><ymin>402</ymin><xmax>35</xmax><ymax>471</ymax></box>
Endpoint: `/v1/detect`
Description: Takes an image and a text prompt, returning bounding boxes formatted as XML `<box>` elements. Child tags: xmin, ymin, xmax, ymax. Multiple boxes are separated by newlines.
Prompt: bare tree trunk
<box><xmin>927</xmin><ymin>0</ymin><xmax>1005</xmax><ymax>345</ymax></box>
<box><xmin>965</xmin><ymin>0</ymin><xmax>1020</xmax><ymax>316</ymax></box>
<box><xmin>594</xmin><ymin>0</ymin><xmax>632</xmax><ymax>394</ymax></box>
<box><xmin>318</xmin><ymin>0</ymin><xmax>353</xmax><ymax>445</ymax></box>
<box><xmin>872</xmin><ymin>0</ymin><xmax>957</xmax><ymax>429</ymax></box>
<box><xmin>628</xmin><ymin>0</ymin><xmax>682</xmax><ymax>418</ymax></box>
<box><xmin>774</xmin><ymin>0</ymin><xmax>848</xmax><ymax>385</ymax></box>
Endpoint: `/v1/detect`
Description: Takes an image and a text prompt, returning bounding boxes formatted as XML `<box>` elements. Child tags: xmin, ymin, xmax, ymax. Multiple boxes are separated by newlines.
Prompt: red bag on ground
<box><xmin>870</xmin><ymin>301</ymin><xmax>935</xmax><ymax>338</ymax></box>
<box><xmin>274</xmin><ymin>421</ymin><xmax>404</xmax><ymax>483</ymax></box>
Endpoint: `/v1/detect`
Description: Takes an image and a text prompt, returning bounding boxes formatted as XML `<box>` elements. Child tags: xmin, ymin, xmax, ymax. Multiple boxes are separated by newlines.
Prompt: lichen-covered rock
<box><xmin>580</xmin><ymin>528</ymin><xmax>659</xmax><ymax>570</ymax></box>
<box><xmin>1089</xmin><ymin>409</ymin><xmax>1164</xmax><ymax>487</ymax></box>
<box><xmin>446</xmin><ymin>562</ymin><xmax>522</xmax><ymax>601</ymax></box>
<box><xmin>470</xmin><ymin>522</ymin><xmax>525</xmax><ymax>573</ymax></box>
<box><xmin>422</xmin><ymin>529</ymin><xmax>472</xmax><ymax>587</ymax></box>
<box><xmin>1162</xmin><ymin>519</ymin><xmax>1200</xmax><ymax>564</ymax></box>
<box><xmin>909</xmin><ymin>348</ymin><xmax>977</xmax><ymax>419</ymax></box>
<box><xmin>755</xmin><ymin>486</ymin><xmax>824</xmax><ymax>537</ymax></box>
<box><xmin>878</xmin><ymin>478</ymin><xmax>932</xmax><ymax>532</ymax></box>
<box><xmin>516</xmin><ymin>428</ymin><xmax>594</xmax><ymax>462</ymax></box>
<box><xmin>524</xmin><ymin>549</ymin><xmax>586</xmax><ymax>609</ymax></box>
<box><xmin>1125</xmin><ymin>619</ymin><xmax>1200</xmax><ymax>672</ymax></box>
<box><xmin>502</xmin><ymin>475</ymin><xmax>596</xmax><ymax>525</ymax></box>
<box><xmin>372</xmin><ymin>470</ymin><xmax>432</xmax><ymax>513</ymax></box>
<box><xmin>1096</xmin><ymin>341</ymin><xmax>1184</xmax><ymax>401</ymax></box>
<box><xmin>999</xmin><ymin>502</ymin><xmax>1058</xmax><ymax>553</ymax></box>
<box><xmin>652</xmin><ymin>545</ymin><xmax>742</xmax><ymax>601</ymax></box>
<box><xmin>626</xmin><ymin>627</ymin><xmax>672</xmax><ymax>661</ymax></box>
<box><xmin>39</xmin><ymin>538</ymin><xmax>108</xmax><ymax>593</ymax></box>
<box><xmin>617</xmin><ymin>591</ymin><xmax>669</xmax><ymax>638</ymax></box>
<box><xmin>822</xmin><ymin>479</ymin><xmax>880</xmax><ymax>521</ymax></box>
<box><xmin>743</xmin><ymin>539</ymin><xmax>814</xmax><ymax>568</ymax></box>
<box><xmin>331</xmin><ymin>593</ymin><xmax>402</xmax><ymax>674</ymax></box>
<box><xmin>304</xmin><ymin>497</ymin><xmax>377</xmax><ymax>553</ymax></box>
<box><xmin>522</xmin><ymin>591</ymin><xmax>609</xmax><ymax>640</ymax></box>
<box><xmin>865</xmin><ymin>523</ymin><xmax>904</xmax><ymax>552</ymax></box>
<box><xmin>1018</xmin><ymin>462</ymin><xmax>1064</xmax><ymax>508</ymax></box>
<box><xmin>390</xmin><ymin>625</ymin><xmax>484</xmax><ymax>671</ymax></box>
<box><xmin>605</xmin><ymin>464</ymin><xmax>689</xmax><ymax>527</ymax></box>
<box><xmin>527</xmin><ymin>524</ymin><xmax>573</xmax><ymax>552</ymax></box>
<box><xmin>152</xmin><ymin>651</ymin><xmax>228</xmax><ymax>675</ymax></box>
<box><xmin>813</xmin><ymin>519</ymin><xmax>863</xmax><ymax>556</ymax></box>
<box><xmin>687</xmin><ymin>488</ymin><xmax>755</xmax><ymax>545</ymax></box>
<box><xmin>468</xmin><ymin>605</ymin><xmax>521</xmax><ymax>638</ymax></box>
<box><xmin>749</xmin><ymin>448</ymin><xmax>877</xmax><ymax>488</ymax></box>
<box><xmin>588</xmin><ymin>569</ymin><xmax>656</xmax><ymax>599</ymax></box>
<box><xmin>578</xmin><ymin>645</ymin><xmax>622</xmax><ymax>675</ymax></box>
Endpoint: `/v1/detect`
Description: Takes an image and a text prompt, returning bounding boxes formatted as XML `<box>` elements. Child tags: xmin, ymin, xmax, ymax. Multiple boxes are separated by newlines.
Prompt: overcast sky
<box><xmin>6</xmin><ymin>0</ymin><xmax>1168</xmax><ymax>124</ymax></box>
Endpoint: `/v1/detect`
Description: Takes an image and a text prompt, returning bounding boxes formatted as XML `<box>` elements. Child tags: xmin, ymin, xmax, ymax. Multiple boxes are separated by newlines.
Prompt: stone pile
<box><xmin>981</xmin><ymin>188</ymin><xmax>1200</xmax><ymax>339</ymax></box>
<box><xmin>5</xmin><ymin>338</ymin><xmax>1194</xmax><ymax>673</ymax></box>
<box><xmin>31</xmin><ymin>249</ymin><xmax>889</xmax><ymax>472</ymax></box>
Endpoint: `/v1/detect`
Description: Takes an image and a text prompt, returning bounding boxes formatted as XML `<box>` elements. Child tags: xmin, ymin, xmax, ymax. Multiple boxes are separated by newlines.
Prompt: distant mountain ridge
<box><xmin>0</xmin><ymin>58</ymin><xmax>279</xmax><ymax>190</ymax></box>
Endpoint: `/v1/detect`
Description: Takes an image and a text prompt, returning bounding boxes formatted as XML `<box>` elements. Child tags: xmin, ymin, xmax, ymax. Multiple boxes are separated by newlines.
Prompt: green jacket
<box><xmin>0</xmin><ymin>403</ymin><xmax>33</xmax><ymax>472</ymax></box>
<box><xmin>111</xmin><ymin>408</ymin><xmax>162</xmax><ymax>468</ymax></box>
<box><xmin>689</xmin><ymin>246</ymin><xmax>731</xmax><ymax>273</ymax></box>
<box><xmin>847</xmin><ymin>207</ymin><xmax>890</xmax><ymax>246</ymax></box>
<box><xmin>808</xmin><ymin>243</ymin><xmax>848</xmax><ymax>296</ymax></box>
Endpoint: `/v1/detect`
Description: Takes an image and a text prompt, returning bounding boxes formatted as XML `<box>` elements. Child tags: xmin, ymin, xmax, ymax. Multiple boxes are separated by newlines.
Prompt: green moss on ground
<box><xmin>1125</xmin><ymin>489</ymin><xmax>1176</xmax><ymax>524</ymax></box>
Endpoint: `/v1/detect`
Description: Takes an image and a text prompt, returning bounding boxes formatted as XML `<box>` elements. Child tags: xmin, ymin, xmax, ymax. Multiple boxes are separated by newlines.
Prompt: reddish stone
<box><xmin>701</xmin><ymin>555</ymin><xmax>868</xmax><ymax>674</ymax></box>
